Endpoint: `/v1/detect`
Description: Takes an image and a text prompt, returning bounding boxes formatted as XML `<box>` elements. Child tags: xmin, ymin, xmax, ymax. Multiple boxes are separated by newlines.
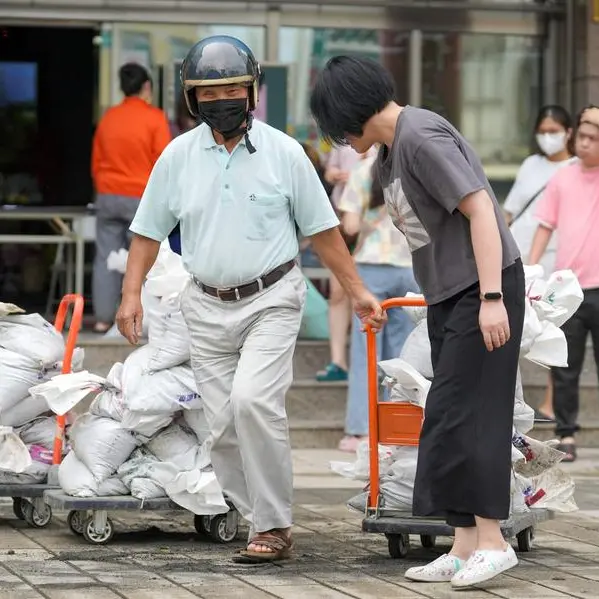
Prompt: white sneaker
<box><xmin>405</xmin><ymin>553</ymin><xmax>467</xmax><ymax>582</ymax></box>
<box><xmin>451</xmin><ymin>544</ymin><xmax>518</xmax><ymax>589</ymax></box>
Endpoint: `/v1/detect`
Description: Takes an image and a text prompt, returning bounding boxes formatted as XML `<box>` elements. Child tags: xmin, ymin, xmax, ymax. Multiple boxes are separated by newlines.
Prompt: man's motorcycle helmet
<box><xmin>180</xmin><ymin>35</ymin><xmax>261</xmax><ymax>118</ymax></box>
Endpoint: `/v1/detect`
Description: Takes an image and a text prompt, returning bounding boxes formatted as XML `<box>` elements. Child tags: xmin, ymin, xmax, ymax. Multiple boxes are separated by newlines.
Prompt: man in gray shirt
<box><xmin>311</xmin><ymin>57</ymin><xmax>525</xmax><ymax>589</ymax></box>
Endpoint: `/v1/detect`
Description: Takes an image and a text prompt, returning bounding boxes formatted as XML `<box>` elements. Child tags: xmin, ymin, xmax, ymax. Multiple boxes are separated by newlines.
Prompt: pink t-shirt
<box><xmin>535</xmin><ymin>162</ymin><xmax>599</xmax><ymax>289</ymax></box>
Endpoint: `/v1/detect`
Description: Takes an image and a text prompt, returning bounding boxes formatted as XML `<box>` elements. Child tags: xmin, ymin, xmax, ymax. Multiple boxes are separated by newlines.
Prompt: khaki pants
<box><xmin>180</xmin><ymin>266</ymin><xmax>306</xmax><ymax>532</ymax></box>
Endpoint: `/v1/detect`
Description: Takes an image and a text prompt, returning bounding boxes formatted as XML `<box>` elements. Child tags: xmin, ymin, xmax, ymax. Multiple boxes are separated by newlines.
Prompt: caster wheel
<box><xmin>516</xmin><ymin>527</ymin><xmax>534</xmax><ymax>552</ymax></box>
<box><xmin>387</xmin><ymin>533</ymin><xmax>410</xmax><ymax>558</ymax></box>
<box><xmin>22</xmin><ymin>501</ymin><xmax>52</xmax><ymax>528</ymax></box>
<box><xmin>12</xmin><ymin>498</ymin><xmax>25</xmax><ymax>521</ymax></box>
<box><xmin>209</xmin><ymin>512</ymin><xmax>238</xmax><ymax>544</ymax></box>
<box><xmin>67</xmin><ymin>511</ymin><xmax>87</xmax><ymax>535</ymax></box>
<box><xmin>194</xmin><ymin>514</ymin><xmax>212</xmax><ymax>537</ymax></box>
<box><xmin>82</xmin><ymin>516</ymin><xmax>114</xmax><ymax>545</ymax></box>
<box><xmin>420</xmin><ymin>534</ymin><xmax>436</xmax><ymax>549</ymax></box>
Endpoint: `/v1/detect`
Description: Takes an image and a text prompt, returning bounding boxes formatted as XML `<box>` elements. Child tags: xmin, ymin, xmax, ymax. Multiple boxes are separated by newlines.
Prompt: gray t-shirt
<box><xmin>377</xmin><ymin>106</ymin><xmax>520</xmax><ymax>305</ymax></box>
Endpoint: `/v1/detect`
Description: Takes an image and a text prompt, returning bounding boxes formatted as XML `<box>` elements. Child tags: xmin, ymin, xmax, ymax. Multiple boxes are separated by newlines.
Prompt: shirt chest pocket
<box><xmin>245</xmin><ymin>194</ymin><xmax>289</xmax><ymax>241</ymax></box>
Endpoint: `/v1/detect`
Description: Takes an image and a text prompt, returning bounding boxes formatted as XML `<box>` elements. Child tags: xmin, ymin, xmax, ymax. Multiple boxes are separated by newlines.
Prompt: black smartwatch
<box><xmin>480</xmin><ymin>291</ymin><xmax>503</xmax><ymax>302</ymax></box>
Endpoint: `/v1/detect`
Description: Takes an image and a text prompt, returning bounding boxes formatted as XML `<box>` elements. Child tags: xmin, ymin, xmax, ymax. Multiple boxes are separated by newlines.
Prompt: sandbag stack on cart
<box><xmin>332</xmin><ymin>266</ymin><xmax>584</xmax><ymax>519</ymax></box>
<box><xmin>33</xmin><ymin>245</ymin><xmax>228</xmax><ymax>516</ymax></box>
<box><xmin>0</xmin><ymin>302</ymin><xmax>84</xmax><ymax>484</ymax></box>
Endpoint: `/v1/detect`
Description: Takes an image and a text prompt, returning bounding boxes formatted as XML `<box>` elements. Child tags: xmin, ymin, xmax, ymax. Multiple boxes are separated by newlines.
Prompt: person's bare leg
<box><xmin>450</xmin><ymin>527</ymin><xmax>478</xmax><ymax>560</ymax></box>
<box><xmin>537</xmin><ymin>373</ymin><xmax>555</xmax><ymax>418</ymax></box>
<box><xmin>326</xmin><ymin>274</ymin><xmax>352</xmax><ymax>370</ymax></box>
<box><xmin>475</xmin><ymin>516</ymin><xmax>506</xmax><ymax>550</ymax></box>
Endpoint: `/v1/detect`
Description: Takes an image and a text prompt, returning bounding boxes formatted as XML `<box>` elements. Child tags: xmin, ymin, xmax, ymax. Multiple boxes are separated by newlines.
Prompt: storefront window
<box><xmin>278</xmin><ymin>27</ymin><xmax>410</xmax><ymax>148</ymax></box>
<box><xmin>422</xmin><ymin>32</ymin><xmax>542</xmax><ymax>172</ymax></box>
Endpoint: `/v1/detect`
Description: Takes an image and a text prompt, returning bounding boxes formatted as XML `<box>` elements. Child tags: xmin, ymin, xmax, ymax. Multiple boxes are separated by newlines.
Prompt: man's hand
<box><xmin>479</xmin><ymin>300</ymin><xmax>510</xmax><ymax>351</ymax></box>
<box><xmin>352</xmin><ymin>287</ymin><xmax>386</xmax><ymax>332</ymax></box>
<box><xmin>116</xmin><ymin>293</ymin><xmax>144</xmax><ymax>345</ymax></box>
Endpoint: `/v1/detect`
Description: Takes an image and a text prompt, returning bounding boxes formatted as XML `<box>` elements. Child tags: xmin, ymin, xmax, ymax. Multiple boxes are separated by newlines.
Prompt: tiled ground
<box><xmin>1</xmin><ymin>449</ymin><xmax>599</xmax><ymax>599</ymax></box>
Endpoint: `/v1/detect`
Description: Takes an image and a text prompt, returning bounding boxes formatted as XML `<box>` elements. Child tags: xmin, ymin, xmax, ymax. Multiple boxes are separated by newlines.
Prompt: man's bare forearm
<box><xmin>122</xmin><ymin>234</ymin><xmax>161</xmax><ymax>297</ymax></box>
<box><xmin>310</xmin><ymin>227</ymin><xmax>365</xmax><ymax>296</ymax></box>
<box><xmin>459</xmin><ymin>191</ymin><xmax>503</xmax><ymax>295</ymax></box>
<box><xmin>528</xmin><ymin>225</ymin><xmax>553</xmax><ymax>265</ymax></box>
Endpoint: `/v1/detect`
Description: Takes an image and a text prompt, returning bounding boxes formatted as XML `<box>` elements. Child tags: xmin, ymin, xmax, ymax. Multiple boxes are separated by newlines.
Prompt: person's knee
<box><xmin>233</xmin><ymin>386</ymin><xmax>286</xmax><ymax>426</ymax></box>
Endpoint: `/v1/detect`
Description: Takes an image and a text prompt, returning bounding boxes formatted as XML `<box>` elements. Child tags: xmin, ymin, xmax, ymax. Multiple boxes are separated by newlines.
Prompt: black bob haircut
<box><xmin>119</xmin><ymin>63</ymin><xmax>151</xmax><ymax>97</ymax></box>
<box><xmin>310</xmin><ymin>56</ymin><xmax>395</xmax><ymax>145</ymax></box>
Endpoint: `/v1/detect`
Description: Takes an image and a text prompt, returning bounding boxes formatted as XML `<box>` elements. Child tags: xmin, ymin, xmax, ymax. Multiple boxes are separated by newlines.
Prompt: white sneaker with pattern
<box><xmin>451</xmin><ymin>544</ymin><xmax>518</xmax><ymax>589</ymax></box>
<box><xmin>404</xmin><ymin>554</ymin><xmax>466</xmax><ymax>582</ymax></box>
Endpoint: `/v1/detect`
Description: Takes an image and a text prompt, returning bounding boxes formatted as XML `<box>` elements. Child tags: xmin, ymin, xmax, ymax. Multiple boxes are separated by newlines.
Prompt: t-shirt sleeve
<box><xmin>291</xmin><ymin>149</ymin><xmax>340</xmax><ymax>237</ymax></box>
<box><xmin>410</xmin><ymin>135</ymin><xmax>486</xmax><ymax>214</ymax></box>
<box><xmin>129</xmin><ymin>151</ymin><xmax>178</xmax><ymax>242</ymax></box>
<box><xmin>337</xmin><ymin>165</ymin><xmax>367</xmax><ymax>215</ymax></box>
<box><xmin>534</xmin><ymin>174</ymin><xmax>560</xmax><ymax>230</ymax></box>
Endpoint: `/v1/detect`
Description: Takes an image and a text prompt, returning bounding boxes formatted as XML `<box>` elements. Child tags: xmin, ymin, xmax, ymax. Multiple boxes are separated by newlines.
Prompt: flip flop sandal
<box><xmin>232</xmin><ymin>530</ymin><xmax>294</xmax><ymax>564</ymax></box>
<box><xmin>557</xmin><ymin>442</ymin><xmax>577</xmax><ymax>462</ymax></box>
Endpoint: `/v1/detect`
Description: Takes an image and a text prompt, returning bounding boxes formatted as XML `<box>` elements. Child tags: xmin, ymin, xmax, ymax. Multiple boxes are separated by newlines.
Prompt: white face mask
<box><xmin>536</xmin><ymin>132</ymin><xmax>567</xmax><ymax>157</ymax></box>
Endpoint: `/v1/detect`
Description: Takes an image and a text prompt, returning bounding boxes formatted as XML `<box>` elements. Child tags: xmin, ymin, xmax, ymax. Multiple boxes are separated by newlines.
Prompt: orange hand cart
<box><xmin>361</xmin><ymin>297</ymin><xmax>552</xmax><ymax>559</ymax></box>
<box><xmin>3</xmin><ymin>294</ymin><xmax>84</xmax><ymax>528</ymax></box>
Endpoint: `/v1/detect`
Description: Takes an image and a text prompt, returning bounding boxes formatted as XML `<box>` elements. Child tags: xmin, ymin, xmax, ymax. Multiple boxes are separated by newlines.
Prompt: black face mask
<box><xmin>197</xmin><ymin>98</ymin><xmax>248</xmax><ymax>140</ymax></box>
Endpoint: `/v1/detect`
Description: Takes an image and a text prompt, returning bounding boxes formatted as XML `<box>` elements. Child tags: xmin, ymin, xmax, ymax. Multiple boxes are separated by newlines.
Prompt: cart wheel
<box><xmin>67</xmin><ymin>511</ymin><xmax>87</xmax><ymax>535</ymax></box>
<box><xmin>82</xmin><ymin>516</ymin><xmax>114</xmax><ymax>545</ymax></box>
<box><xmin>21</xmin><ymin>501</ymin><xmax>52</xmax><ymax>528</ymax></box>
<box><xmin>12</xmin><ymin>497</ymin><xmax>25</xmax><ymax>521</ymax></box>
<box><xmin>420</xmin><ymin>534</ymin><xmax>437</xmax><ymax>549</ymax></box>
<box><xmin>209</xmin><ymin>513</ymin><xmax>238</xmax><ymax>544</ymax></box>
<box><xmin>387</xmin><ymin>533</ymin><xmax>410</xmax><ymax>559</ymax></box>
<box><xmin>194</xmin><ymin>515</ymin><xmax>212</xmax><ymax>536</ymax></box>
<box><xmin>516</xmin><ymin>526</ymin><xmax>534</xmax><ymax>552</ymax></box>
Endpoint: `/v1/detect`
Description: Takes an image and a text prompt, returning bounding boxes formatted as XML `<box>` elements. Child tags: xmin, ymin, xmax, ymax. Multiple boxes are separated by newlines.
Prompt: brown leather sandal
<box><xmin>232</xmin><ymin>529</ymin><xmax>294</xmax><ymax>564</ymax></box>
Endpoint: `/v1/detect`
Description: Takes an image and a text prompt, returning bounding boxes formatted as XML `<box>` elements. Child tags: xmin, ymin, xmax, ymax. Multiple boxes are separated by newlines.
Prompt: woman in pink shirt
<box><xmin>529</xmin><ymin>104</ymin><xmax>599</xmax><ymax>462</ymax></box>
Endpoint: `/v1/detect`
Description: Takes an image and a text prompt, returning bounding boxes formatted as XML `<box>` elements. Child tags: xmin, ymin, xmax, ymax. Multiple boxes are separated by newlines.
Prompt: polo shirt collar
<box><xmin>198</xmin><ymin>123</ymin><xmax>250</xmax><ymax>152</ymax></box>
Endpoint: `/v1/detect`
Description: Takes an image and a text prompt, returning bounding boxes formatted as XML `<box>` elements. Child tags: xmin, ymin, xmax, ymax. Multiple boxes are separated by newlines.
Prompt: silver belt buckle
<box><xmin>217</xmin><ymin>286</ymin><xmax>241</xmax><ymax>301</ymax></box>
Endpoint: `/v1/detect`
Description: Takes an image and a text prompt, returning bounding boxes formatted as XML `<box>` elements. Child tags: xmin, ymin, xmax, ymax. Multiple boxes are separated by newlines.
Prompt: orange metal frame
<box><xmin>366</xmin><ymin>296</ymin><xmax>427</xmax><ymax>510</ymax></box>
<box><xmin>51</xmin><ymin>294</ymin><xmax>85</xmax><ymax>465</ymax></box>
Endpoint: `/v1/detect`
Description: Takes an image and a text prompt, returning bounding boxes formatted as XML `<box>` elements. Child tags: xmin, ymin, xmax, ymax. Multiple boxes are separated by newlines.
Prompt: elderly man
<box><xmin>116</xmin><ymin>36</ymin><xmax>383</xmax><ymax>563</ymax></box>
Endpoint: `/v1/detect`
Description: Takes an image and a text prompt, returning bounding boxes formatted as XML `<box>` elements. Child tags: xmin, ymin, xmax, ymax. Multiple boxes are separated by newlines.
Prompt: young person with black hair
<box><xmin>310</xmin><ymin>56</ymin><xmax>525</xmax><ymax>588</ymax></box>
<box><xmin>91</xmin><ymin>62</ymin><xmax>171</xmax><ymax>333</ymax></box>
<box><xmin>337</xmin><ymin>156</ymin><xmax>418</xmax><ymax>452</ymax></box>
<box><xmin>503</xmin><ymin>105</ymin><xmax>575</xmax><ymax>422</ymax></box>
<box><xmin>529</xmin><ymin>105</ymin><xmax>599</xmax><ymax>463</ymax></box>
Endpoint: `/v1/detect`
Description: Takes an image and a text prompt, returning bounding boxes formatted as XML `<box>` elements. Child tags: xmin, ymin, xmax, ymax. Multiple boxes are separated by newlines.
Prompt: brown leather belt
<box><xmin>193</xmin><ymin>260</ymin><xmax>296</xmax><ymax>302</ymax></box>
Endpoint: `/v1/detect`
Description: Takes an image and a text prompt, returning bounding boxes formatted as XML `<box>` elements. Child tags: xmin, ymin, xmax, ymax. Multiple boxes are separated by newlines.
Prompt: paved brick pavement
<box><xmin>1</xmin><ymin>449</ymin><xmax>599</xmax><ymax>598</ymax></box>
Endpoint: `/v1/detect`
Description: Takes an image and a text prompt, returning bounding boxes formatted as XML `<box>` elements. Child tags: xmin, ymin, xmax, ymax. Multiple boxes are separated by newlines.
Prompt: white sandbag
<box><xmin>380</xmin><ymin>446</ymin><xmax>418</xmax><ymax>510</ymax></box>
<box><xmin>0</xmin><ymin>426</ymin><xmax>32</xmax><ymax>472</ymax></box>
<box><xmin>378</xmin><ymin>358</ymin><xmax>430</xmax><ymax>407</ymax></box>
<box><xmin>121</xmin><ymin>411</ymin><xmax>173</xmax><ymax>440</ymax></box>
<box><xmin>520</xmin><ymin>300</ymin><xmax>543</xmax><ymax>357</ymax></box>
<box><xmin>0</xmin><ymin>302</ymin><xmax>25</xmax><ymax>317</ymax></box>
<box><xmin>537</xmin><ymin>270</ymin><xmax>584</xmax><ymax>328</ymax></box>
<box><xmin>117</xmin><ymin>448</ymin><xmax>166</xmax><ymax>500</ymax></box>
<box><xmin>330</xmin><ymin>440</ymin><xmax>398</xmax><ymax>481</ymax></box>
<box><xmin>513</xmin><ymin>368</ymin><xmax>534</xmax><ymax>434</ymax></box>
<box><xmin>1</xmin><ymin>394</ymin><xmax>51</xmax><ymax>427</ymax></box>
<box><xmin>399</xmin><ymin>320</ymin><xmax>433</xmax><ymax>379</ymax></box>
<box><xmin>89</xmin><ymin>388</ymin><xmax>125</xmax><ymax>422</ymax></box>
<box><xmin>512</xmin><ymin>433</ymin><xmax>565</xmax><ymax>478</ymax></box>
<box><xmin>29</xmin><ymin>371</ymin><xmax>107</xmax><ymax>416</ymax></box>
<box><xmin>58</xmin><ymin>451</ymin><xmax>128</xmax><ymax>497</ymax></box>
<box><xmin>0</xmin><ymin>349</ymin><xmax>47</xmax><ymax>413</ymax></box>
<box><xmin>17</xmin><ymin>416</ymin><xmax>56</xmax><ymax>450</ymax></box>
<box><xmin>183</xmin><ymin>409</ymin><xmax>210</xmax><ymax>444</ymax></box>
<box><xmin>0</xmin><ymin>313</ymin><xmax>65</xmax><ymax>365</ymax></box>
<box><xmin>106</xmin><ymin>248</ymin><xmax>129</xmax><ymax>273</ymax></box>
<box><xmin>146</xmin><ymin>421</ymin><xmax>208</xmax><ymax>471</ymax></box>
<box><xmin>525</xmin><ymin>322</ymin><xmax>568</xmax><ymax>368</ymax></box>
<box><xmin>69</xmin><ymin>414</ymin><xmax>136</xmax><ymax>482</ymax></box>
<box><xmin>401</xmin><ymin>292</ymin><xmax>427</xmax><ymax>324</ymax></box>
<box><xmin>511</xmin><ymin>471</ymin><xmax>533</xmax><ymax>515</ymax></box>
<box><xmin>122</xmin><ymin>345</ymin><xmax>202</xmax><ymax>413</ymax></box>
<box><xmin>0</xmin><ymin>458</ymin><xmax>49</xmax><ymax>484</ymax></box>
<box><xmin>147</xmin><ymin>295</ymin><xmax>191</xmax><ymax>372</ymax></box>
<box><xmin>530</xmin><ymin>466</ymin><xmax>577</xmax><ymax>513</ymax></box>
<box><xmin>144</xmin><ymin>242</ymin><xmax>189</xmax><ymax>298</ymax></box>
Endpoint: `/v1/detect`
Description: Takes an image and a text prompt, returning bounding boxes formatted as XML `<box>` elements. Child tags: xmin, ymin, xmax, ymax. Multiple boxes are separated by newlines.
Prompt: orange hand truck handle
<box><xmin>52</xmin><ymin>293</ymin><xmax>85</xmax><ymax>466</ymax></box>
<box><xmin>365</xmin><ymin>296</ymin><xmax>427</xmax><ymax>511</ymax></box>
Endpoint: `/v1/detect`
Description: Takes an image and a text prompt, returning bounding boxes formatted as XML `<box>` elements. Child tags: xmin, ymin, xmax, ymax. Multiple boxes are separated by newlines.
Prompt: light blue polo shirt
<box><xmin>130</xmin><ymin>120</ymin><xmax>339</xmax><ymax>288</ymax></box>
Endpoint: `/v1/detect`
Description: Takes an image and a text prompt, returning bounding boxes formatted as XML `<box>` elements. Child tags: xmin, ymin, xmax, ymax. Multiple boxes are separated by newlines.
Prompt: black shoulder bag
<box><xmin>509</xmin><ymin>185</ymin><xmax>547</xmax><ymax>226</ymax></box>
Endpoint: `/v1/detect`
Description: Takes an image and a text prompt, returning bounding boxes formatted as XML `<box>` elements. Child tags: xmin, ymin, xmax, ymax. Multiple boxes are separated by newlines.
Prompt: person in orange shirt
<box><xmin>91</xmin><ymin>63</ymin><xmax>171</xmax><ymax>333</ymax></box>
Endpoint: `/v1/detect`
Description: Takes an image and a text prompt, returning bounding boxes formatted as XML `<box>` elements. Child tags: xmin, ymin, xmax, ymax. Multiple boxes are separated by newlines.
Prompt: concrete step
<box><xmin>531</xmin><ymin>421</ymin><xmax>599</xmax><ymax>447</ymax></box>
<box><xmin>520</xmin><ymin>352</ymin><xmax>597</xmax><ymax>387</ymax></box>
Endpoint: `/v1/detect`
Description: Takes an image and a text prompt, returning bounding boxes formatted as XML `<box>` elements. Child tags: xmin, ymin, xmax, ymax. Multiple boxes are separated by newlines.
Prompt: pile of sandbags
<box><xmin>34</xmin><ymin>314</ymin><xmax>226</xmax><ymax>516</ymax></box>
<box><xmin>0</xmin><ymin>302</ymin><xmax>84</xmax><ymax>484</ymax></box>
<box><xmin>332</xmin><ymin>267</ymin><xmax>584</xmax><ymax>517</ymax></box>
